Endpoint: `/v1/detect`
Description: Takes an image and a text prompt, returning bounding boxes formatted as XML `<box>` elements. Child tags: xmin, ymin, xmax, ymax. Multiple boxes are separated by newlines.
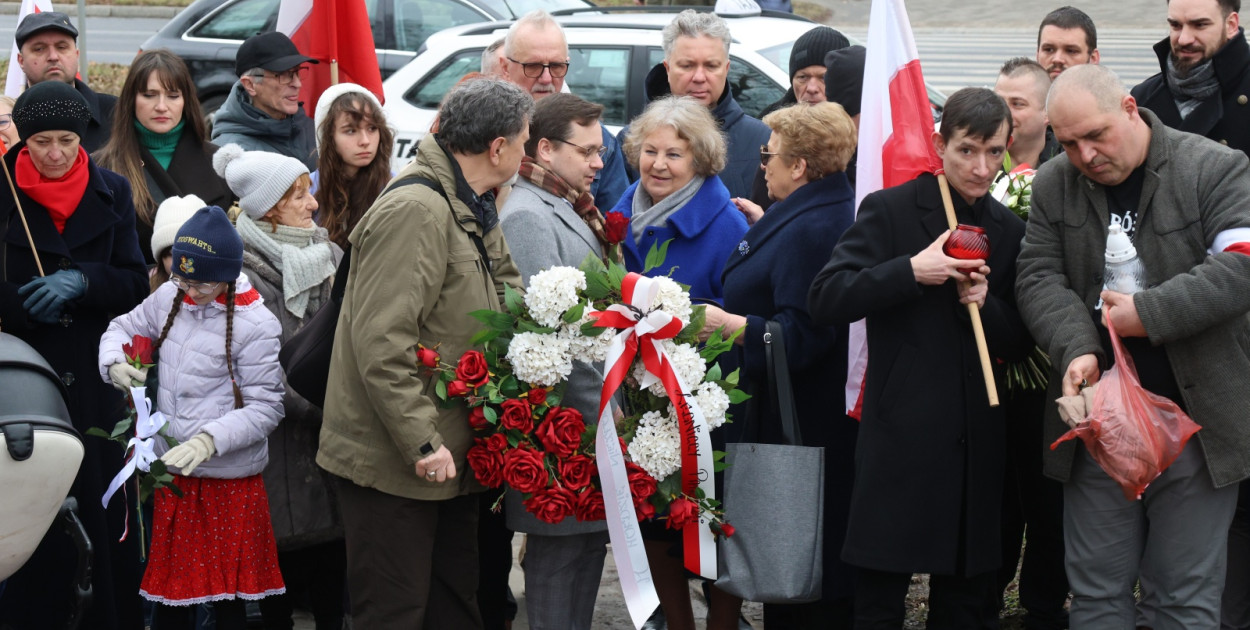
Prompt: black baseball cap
<box><xmin>235</xmin><ymin>31</ymin><xmax>318</xmax><ymax>77</ymax></box>
<box><xmin>15</xmin><ymin>12</ymin><xmax>78</xmax><ymax>49</ymax></box>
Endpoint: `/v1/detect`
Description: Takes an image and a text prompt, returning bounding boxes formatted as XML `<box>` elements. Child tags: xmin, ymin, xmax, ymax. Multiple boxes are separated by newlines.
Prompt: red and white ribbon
<box><xmin>593</xmin><ymin>274</ymin><xmax>719</xmax><ymax>620</ymax></box>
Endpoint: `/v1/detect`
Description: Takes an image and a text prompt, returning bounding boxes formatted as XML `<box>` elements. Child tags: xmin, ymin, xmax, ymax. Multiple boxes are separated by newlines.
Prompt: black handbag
<box><xmin>278</xmin><ymin>175</ymin><xmax>447</xmax><ymax>407</ymax></box>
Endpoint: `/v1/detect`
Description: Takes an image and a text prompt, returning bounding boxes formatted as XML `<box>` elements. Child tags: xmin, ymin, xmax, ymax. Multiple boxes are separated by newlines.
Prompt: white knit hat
<box><xmin>151</xmin><ymin>194</ymin><xmax>207</xmax><ymax>260</ymax></box>
<box><xmin>313</xmin><ymin>83</ymin><xmax>384</xmax><ymax>150</ymax></box>
<box><xmin>213</xmin><ymin>144</ymin><xmax>310</xmax><ymax>220</ymax></box>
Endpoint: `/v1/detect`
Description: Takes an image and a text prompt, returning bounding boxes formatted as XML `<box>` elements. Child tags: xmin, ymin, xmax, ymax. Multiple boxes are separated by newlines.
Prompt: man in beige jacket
<box><xmin>318</xmin><ymin>78</ymin><xmax>529</xmax><ymax>629</ymax></box>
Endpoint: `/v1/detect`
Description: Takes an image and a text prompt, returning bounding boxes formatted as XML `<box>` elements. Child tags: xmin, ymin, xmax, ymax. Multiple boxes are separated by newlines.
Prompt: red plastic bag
<box><xmin>1050</xmin><ymin>314</ymin><xmax>1201</xmax><ymax>501</ymax></box>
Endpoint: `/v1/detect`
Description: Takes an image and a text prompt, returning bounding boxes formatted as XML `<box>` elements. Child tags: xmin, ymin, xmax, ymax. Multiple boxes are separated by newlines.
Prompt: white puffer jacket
<box><xmin>98</xmin><ymin>274</ymin><xmax>284</xmax><ymax>479</ymax></box>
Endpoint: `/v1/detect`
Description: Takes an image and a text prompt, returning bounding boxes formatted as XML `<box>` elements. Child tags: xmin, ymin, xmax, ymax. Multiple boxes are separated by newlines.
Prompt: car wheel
<box><xmin>201</xmin><ymin>93</ymin><xmax>227</xmax><ymax>136</ymax></box>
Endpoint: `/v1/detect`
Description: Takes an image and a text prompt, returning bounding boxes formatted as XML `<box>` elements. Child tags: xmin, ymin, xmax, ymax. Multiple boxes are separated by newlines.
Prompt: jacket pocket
<box><xmin>447</xmin><ymin>246</ymin><xmax>481</xmax><ymax>275</ymax></box>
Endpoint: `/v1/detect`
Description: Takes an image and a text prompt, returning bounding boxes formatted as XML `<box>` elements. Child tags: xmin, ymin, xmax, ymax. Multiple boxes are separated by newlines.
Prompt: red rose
<box><xmin>527</xmin><ymin>388</ymin><xmax>548</xmax><ymax>406</ymax></box>
<box><xmin>666</xmin><ymin>496</ymin><xmax>698</xmax><ymax>531</ymax></box>
<box><xmin>604</xmin><ymin>211</ymin><xmax>629</xmax><ymax>245</ymax></box>
<box><xmin>536</xmin><ymin>406</ymin><xmax>585</xmax><ymax>458</ymax></box>
<box><xmin>574</xmin><ymin>489</ymin><xmax>607</xmax><ymax>522</ymax></box>
<box><xmin>123</xmin><ymin>335</ymin><xmax>154</xmax><ymax>367</ymax></box>
<box><xmin>499</xmin><ymin>399</ymin><xmax>534</xmax><ymax>433</ymax></box>
<box><xmin>524</xmin><ymin>485</ymin><xmax>577</xmax><ymax>524</ymax></box>
<box><xmin>636</xmin><ymin>499</ymin><xmax>656</xmax><ymax>521</ymax></box>
<box><xmin>468</xmin><ymin>406</ymin><xmax>490</xmax><ymax>430</ymax></box>
<box><xmin>447</xmin><ymin>380</ymin><xmax>470</xmax><ymax>397</ymax></box>
<box><xmin>416</xmin><ymin>344</ymin><xmax>440</xmax><ymax>368</ymax></box>
<box><xmin>502</xmin><ymin>446</ymin><xmax>549</xmax><ymax>494</ymax></box>
<box><xmin>626</xmin><ymin>462</ymin><xmax>658</xmax><ymax>503</ymax></box>
<box><xmin>486</xmin><ymin>433</ymin><xmax>508</xmax><ymax>452</ymax></box>
<box><xmin>719</xmin><ymin>523</ymin><xmax>736</xmax><ymax>538</ymax></box>
<box><xmin>466</xmin><ymin>440</ymin><xmax>504</xmax><ymax>487</ymax></box>
<box><xmin>559</xmin><ymin>454</ymin><xmax>595</xmax><ymax>491</ymax></box>
<box><xmin>455</xmin><ymin>350</ymin><xmax>490</xmax><ymax>387</ymax></box>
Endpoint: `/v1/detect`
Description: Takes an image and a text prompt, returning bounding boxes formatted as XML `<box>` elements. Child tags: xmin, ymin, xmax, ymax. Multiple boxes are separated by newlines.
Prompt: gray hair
<box><xmin>504</xmin><ymin>10</ymin><xmax>565</xmax><ymax>58</ymax></box>
<box><xmin>622</xmin><ymin>95</ymin><xmax>727</xmax><ymax>176</ymax></box>
<box><xmin>244</xmin><ymin>66</ymin><xmax>265</xmax><ymax>84</ymax></box>
<box><xmin>438</xmin><ymin>78</ymin><xmax>534</xmax><ymax>154</ymax></box>
<box><xmin>481</xmin><ymin>37</ymin><xmax>505</xmax><ymax>75</ymax></box>
<box><xmin>662</xmin><ymin>10</ymin><xmax>731</xmax><ymax>60</ymax></box>
<box><xmin>1047</xmin><ymin>63</ymin><xmax>1124</xmax><ymax>114</ymax></box>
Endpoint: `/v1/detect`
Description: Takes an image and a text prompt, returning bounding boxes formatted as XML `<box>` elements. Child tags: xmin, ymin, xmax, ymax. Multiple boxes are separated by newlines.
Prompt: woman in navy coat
<box><xmin>701</xmin><ymin>102</ymin><xmax>861</xmax><ymax>629</ymax></box>
<box><xmin>0</xmin><ymin>81</ymin><xmax>148</xmax><ymax>630</ymax></box>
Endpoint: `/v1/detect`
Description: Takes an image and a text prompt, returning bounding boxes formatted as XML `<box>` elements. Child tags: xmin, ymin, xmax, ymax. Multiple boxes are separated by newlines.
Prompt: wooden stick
<box><xmin>936</xmin><ymin>173</ymin><xmax>998</xmax><ymax>407</ymax></box>
<box><xmin>1</xmin><ymin>153</ymin><xmax>45</xmax><ymax>277</ymax></box>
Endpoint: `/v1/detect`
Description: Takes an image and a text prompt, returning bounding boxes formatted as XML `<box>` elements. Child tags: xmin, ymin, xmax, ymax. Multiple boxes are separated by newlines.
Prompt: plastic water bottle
<box><xmin>1103</xmin><ymin>223</ymin><xmax>1146</xmax><ymax>295</ymax></box>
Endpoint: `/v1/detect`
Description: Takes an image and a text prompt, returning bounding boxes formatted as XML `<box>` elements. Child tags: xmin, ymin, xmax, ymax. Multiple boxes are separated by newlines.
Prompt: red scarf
<box><xmin>16</xmin><ymin>146</ymin><xmax>90</xmax><ymax>234</ymax></box>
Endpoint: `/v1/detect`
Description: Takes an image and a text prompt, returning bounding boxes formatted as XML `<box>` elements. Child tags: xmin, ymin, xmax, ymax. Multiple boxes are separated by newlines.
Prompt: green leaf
<box><xmin>579</xmin><ymin>252</ymin><xmax>608</xmax><ymax>277</ymax></box>
<box><xmin>680</xmin><ymin>305</ymin><xmax>707</xmax><ymax>340</ymax></box>
<box><xmin>504</xmin><ymin>284</ymin><xmax>525</xmax><ymax>316</ymax></box>
<box><xmin>562</xmin><ymin>302</ymin><xmax>586</xmax><ymax>324</ymax></box>
<box><xmin>643</xmin><ymin>239</ymin><xmax>673</xmax><ymax>274</ymax></box>
<box><xmin>483</xmin><ymin>406</ymin><xmax>499</xmax><ymax>424</ymax></box>
<box><xmin>85</xmin><ymin>427</ymin><xmax>112</xmax><ymax>439</ymax></box>
<box><xmin>727</xmin><ymin>389</ymin><xmax>751</xmax><ymax>404</ymax></box>
<box><xmin>110</xmin><ymin>416</ymin><xmax>134</xmax><ymax>439</ymax></box>
<box><xmin>516</xmin><ymin>320</ymin><xmax>556</xmax><ymax>334</ymax></box>
<box><xmin>580</xmin><ymin>320</ymin><xmax>608</xmax><ymax>337</ymax></box>
<box><xmin>469</xmin><ymin>309</ymin><xmax>515</xmax><ymax>330</ymax></box>
<box><xmin>469</xmin><ymin>328</ymin><xmax>502</xmax><ymax>346</ymax></box>
<box><xmin>607</xmin><ymin>261</ymin><xmax>626</xmax><ymax>287</ymax></box>
<box><xmin>584</xmin><ymin>272</ymin><xmax>612</xmax><ymax>300</ymax></box>
<box><xmin>435</xmin><ymin>379</ymin><xmax>448</xmax><ymax>401</ymax></box>
<box><xmin>704</xmin><ymin>363</ymin><xmax>722</xmax><ymax>383</ymax></box>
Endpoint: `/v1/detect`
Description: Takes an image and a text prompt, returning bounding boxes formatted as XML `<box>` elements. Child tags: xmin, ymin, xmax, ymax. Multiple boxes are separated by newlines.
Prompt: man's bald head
<box><xmin>1047</xmin><ymin>63</ymin><xmax>1125</xmax><ymax>114</ymax></box>
<box><xmin>1047</xmin><ymin>64</ymin><xmax>1150</xmax><ymax>186</ymax></box>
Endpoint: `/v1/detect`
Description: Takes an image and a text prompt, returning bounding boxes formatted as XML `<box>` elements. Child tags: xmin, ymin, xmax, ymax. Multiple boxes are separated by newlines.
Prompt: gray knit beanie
<box><xmin>212</xmin><ymin>144</ymin><xmax>310</xmax><ymax>220</ymax></box>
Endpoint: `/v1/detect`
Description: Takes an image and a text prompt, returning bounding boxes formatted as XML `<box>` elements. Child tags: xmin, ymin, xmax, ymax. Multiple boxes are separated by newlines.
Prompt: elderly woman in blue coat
<box><xmin>612</xmin><ymin>95</ymin><xmax>747</xmax><ymax>304</ymax></box>
<box><xmin>702</xmin><ymin>102</ymin><xmax>862</xmax><ymax>629</ymax></box>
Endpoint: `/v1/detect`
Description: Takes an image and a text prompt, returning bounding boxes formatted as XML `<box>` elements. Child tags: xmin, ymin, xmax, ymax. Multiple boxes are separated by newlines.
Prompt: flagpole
<box><xmin>1</xmin><ymin>155</ymin><xmax>46</xmax><ymax>277</ymax></box>
<box><xmin>936</xmin><ymin>173</ymin><xmax>998</xmax><ymax>407</ymax></box>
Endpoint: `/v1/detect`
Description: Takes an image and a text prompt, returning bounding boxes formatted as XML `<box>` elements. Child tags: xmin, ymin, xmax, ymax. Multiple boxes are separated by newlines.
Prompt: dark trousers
<box><xmin>154</xmin><ymin>600</ymin><xmax>246</xmax><ymax>630</ymax></box>
<box><xmin>764</xmin><ymin>597</ymin><xmax>854</xmax><ymax>629</ymax></box>
<box><xmin>259</xmin><ymin>540</ymin><xmax>348</xmax><ymax>630</ymax></box>
<box><xmin>476</xmin><ymin>492</ymin><xmax>515</xmax><ymax>630</ymax></box>
<box><xmin>334</xmin><ymin>477</ymin><xmax>483</xmax><ymax>630</ymax></box>
<box><xmin>854</xmin><ymin>567</ymin><xmax>999</xmax><ymax>630</ymax></box>
<box><xmin>998</xmin><ymin>388</ymin><xmax>1069</xmax><ymax>629</ymax></box>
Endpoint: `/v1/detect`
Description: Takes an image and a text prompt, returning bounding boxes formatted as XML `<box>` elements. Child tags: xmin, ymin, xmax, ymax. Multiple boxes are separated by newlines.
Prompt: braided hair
<box><xmin>152</xmin><ymin>283</ymin><xmax>243</xmax><ymax>410</ymax></box>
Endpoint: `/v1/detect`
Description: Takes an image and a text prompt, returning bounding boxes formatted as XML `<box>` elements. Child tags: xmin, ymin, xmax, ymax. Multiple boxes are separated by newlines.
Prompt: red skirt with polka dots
<box><xmin>140</xmin><ymin>474</ymin><xmax>286</xmax><ymax>605</ymax></box>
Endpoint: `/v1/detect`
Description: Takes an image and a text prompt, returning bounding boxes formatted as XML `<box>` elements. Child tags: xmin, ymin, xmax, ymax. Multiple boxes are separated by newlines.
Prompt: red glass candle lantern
<box><xmin>943</xmin><ymin>224</ymin><xmax>990</xmax><ymax>274</ymax></box>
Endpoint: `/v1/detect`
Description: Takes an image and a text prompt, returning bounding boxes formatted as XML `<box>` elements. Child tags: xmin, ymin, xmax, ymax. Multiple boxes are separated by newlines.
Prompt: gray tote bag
<box><xmin>715</xmin><ymin>321</ymin><xmax>825</xmax><ymax>603</ymax></box>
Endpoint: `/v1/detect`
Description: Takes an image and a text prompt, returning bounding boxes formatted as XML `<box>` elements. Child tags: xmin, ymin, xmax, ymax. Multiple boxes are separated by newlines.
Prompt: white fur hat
<box><xmin>212</xmin><ymin>143</ymin><xmax>310</xmax><ymax>220</ymax></box>
<box><xmin>313</xmin><ymin>83</ymin><xmax>384</xmax><ymax>150</ymax></box>
<box><xmin>151</xmin><ymin>194</ymin><xmax>207</xmax><ymax>260</ymax></box>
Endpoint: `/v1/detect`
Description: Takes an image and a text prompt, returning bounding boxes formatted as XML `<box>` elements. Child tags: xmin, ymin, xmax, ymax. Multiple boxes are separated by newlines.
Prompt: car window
<box><xmin>192</xmin><ymin>0</ymin><xmax>280</xmax><ymax>40</ymax></box>
<box><xmin>363</xmin><ymin>0</ymin><xmax>387</xmax><ymax>49</ymax></box>
<box><xmin>472</xmin><ymin>0</ymin><xmax>589</xmax><ymax>18</ymax></box>
<box><xmin>644</xmin><ymin>47</ymin><xmax>783</xmax><ymax>120</ymax></box>
<box><xmin>566</xmin><ymin>47</ymin><xmax>629</xmax><ymax>127</ymax></box>
<box><xmin>404</xmin><ymin>49</ymin><xmax>483</xmax><ymax>109</ymax></box>
<box><xmin>756</xmin><ymin>41</ymin><xmax>792</xmax><ymax>75</ymax></box>
<box><xmin>393</xmin><ymin>0</ymin><xmax>488</xmax><ymax>52</ymax></box>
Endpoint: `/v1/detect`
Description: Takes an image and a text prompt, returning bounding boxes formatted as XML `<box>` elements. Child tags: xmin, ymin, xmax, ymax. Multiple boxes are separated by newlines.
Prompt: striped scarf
<box><xmin>517</xmin><ymin>156</ymin><xmax>615</xmax><ymax>259</ymax></box>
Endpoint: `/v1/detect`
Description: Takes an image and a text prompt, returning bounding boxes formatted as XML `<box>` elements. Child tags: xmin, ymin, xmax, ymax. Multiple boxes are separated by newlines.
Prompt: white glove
<box><xmin>161</xmin><ymin>433</ymin><xmax>216</xmax><ymax>475</ymax></box>
<box><xmin>1055</xmin><ymin>384</ymin><xmax>1099</xmax><ymax>429</ymax></box>
<box><xmin>107</xmin><ymin>362</ymin><xmax>148</xmax><ymax>392</ymax></box>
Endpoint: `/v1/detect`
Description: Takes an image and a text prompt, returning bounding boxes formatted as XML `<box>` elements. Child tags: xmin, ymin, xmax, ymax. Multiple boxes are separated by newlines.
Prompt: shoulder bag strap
<box><xmin>764</xmin><ymin>320</ymin><xmax>803</xmax><ymax>446</ymax></box>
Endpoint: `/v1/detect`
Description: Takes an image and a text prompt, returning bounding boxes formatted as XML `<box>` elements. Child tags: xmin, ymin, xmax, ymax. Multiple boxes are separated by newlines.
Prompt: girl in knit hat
<box><xmin>148</xmin><ymin>194</ymin><xmax>207</xmax><ymax>292</ymax></box>
<box><xmin>98</xmin><ymin>205</ymin><xmax>286</xmax><ymax>630</ymax></box>
<box><xmin>311</xmin><ymin>83</ymin><xmax>394</xmax><ymax>249</ymax></box>
<box><xmin>213</xmin><ymin>143</ymin><xmax>345</xmax><ymax>629</ymax></box>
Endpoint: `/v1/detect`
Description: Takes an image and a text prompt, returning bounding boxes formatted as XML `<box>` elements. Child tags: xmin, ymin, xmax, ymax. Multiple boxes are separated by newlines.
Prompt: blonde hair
<box><xmin>622</xmin><ymin>96</ymin><xmax>727</xmax><ymax>176</ymax></box>
<box><xmin>762</xmin><ymin>102</ymin><xmax>857</xmax><ymax>180</ymax></box>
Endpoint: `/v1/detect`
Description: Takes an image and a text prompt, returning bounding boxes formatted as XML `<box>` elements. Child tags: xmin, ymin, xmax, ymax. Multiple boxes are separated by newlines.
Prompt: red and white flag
<box><xmin>845</xmin><ymin>0</ymin><xmax>941</xmax><ymax>417</ymax></box>
<box><xmin>276</xmin><ymin>0</ymin><xmax>384</xmax><ymax>118</ymax></box>
<box><xmin>5</xmin><ymin>0</ymin><xmax>54</xmax><ymax>97</ymax></box>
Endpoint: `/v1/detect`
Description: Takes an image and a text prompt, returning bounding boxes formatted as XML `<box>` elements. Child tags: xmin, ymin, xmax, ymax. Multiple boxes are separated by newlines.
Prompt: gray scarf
<box><xmin>631</xmin><ymin>175</ymin><xmax>706</xmax><ymax>242</ymax></box>
<box><xmin>236</xmin><ymin>214</ymin><xmax>337</xmax><ymax>319</ymax></box>
<box><xmin>1166</xmin><ymin>55</ymin><xmax>1220</xmax><ymax>119</ymax></box>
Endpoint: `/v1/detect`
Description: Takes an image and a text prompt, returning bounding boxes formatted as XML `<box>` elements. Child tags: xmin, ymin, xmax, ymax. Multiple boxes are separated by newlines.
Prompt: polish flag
<box><xmin>5</xmin><ymin>0</ymin><xmax>54</xmax><ymax>97</ymax></box>
<box><xmin>845</xmin><ymin>0</ymin><xmax>941</xmax><ymax>417</ymax></box>
<box><xmin>277</xmin><ymin>0</ymin><xmax>385</xmax><ymax>118</ymax></box>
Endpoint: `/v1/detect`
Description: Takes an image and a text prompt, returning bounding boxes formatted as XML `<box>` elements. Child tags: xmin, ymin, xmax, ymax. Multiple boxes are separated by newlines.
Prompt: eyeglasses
<box><xmin>760</xmin><ymin>145</ymin><xmax>786</xmax><ymax>166</ymax></box>
<box><xmin>250</xmin><ymin>66</ymin><xmax>308</xmax><ymax>86</ymax></box>
<box><xmin>0</xmin><ymin>115</ymin><xmax>10</xmax><ymax>130</ymax></box>
<box><xmin>507</xmin><ymin>57</ymin><xmax>570</xmax><ymax>79</ymax></box>
<box><xmin>169</xmin><ymin>276</ymin><xmax>223</xmax><ymax>294</ymax></box>
<box><xmin>553</xmin><ymin>138</ymin><xmax>607</xmax><ymax>161</ymax></box>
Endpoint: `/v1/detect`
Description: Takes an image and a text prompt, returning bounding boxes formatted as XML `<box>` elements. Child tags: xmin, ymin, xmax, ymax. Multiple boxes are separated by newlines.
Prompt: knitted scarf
<box><xmin>517</xmin><ymin>155</ymin><xmax>613</xmax><ymax>257</ymax></box>
<box><xmin>235</xmin><ymin>214</ymin><xmax>337</xmax><ymax>319</ymax></box>
<box><xmin>1166</xmin><ymin>55</ymin><xmax>1220</xmax><ymax>120</ymax></box>
<box><xmin>16</xmin><ymin>146</ymin><xmax>90</xmax><ymax>234</ymax></box>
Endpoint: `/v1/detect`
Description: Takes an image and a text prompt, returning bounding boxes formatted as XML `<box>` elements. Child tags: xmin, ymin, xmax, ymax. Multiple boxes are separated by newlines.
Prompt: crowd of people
<box><xmin>2</xmin><ymin>1</ymin><xmax>1250</xmax><ymax>629</ymax></box>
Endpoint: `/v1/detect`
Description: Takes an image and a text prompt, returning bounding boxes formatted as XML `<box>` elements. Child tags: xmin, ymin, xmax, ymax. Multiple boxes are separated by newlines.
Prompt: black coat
<box><xmin>807</xmin><ymin>173</ymin><xmax>1031</xmax><ymax>576</ymax></box>
<box><xmin>0</xmin><ymin>150</ymin><xmax>147</xmax><ymax>628</ymax></box>
<box><xmin>76</xmin><ymin>78</ymin><xmax>118</xmax><ymax>154</ymax></box>
<box><xmin>721</xmin><ymin>173</ymin><xmax>860</xmax><ymax>599</ymax></box>
<box><xmin>137</xmin><ymin>133</ymin><xmax>235</xmax><ymax>264</ymax></box>
<box><xmin>1131</xmin><ymin>29</ymin><xmax>1250</xmax><ymax>157</ymax></box>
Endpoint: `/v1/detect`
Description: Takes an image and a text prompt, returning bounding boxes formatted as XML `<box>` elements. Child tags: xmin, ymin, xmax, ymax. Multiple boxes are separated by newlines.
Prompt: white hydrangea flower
<box><xmin>632</xmin><ymin>340</ymin><xmax>707</xmax><ymax>398</ymax></box>
<box><xmin>506</xmin><ymin>332</ymin><xmax>573</xmax><ymax>386</ymax></box>
<box><xmin>650</xmin><ymin>276</ymin><xmax>692</xmax><ymax>325</ymax></box>
<box><xmin>692</xmin><ymin>381</ymin><xmax>731</xmax><ymax>429</ymax></box>
<box><xmin>627</xmin><ymin>410</ymin><xmax>682</xmax><ymax>480</ymax></box>
<box><xmin>524</xmin><ymin>267</ymin><xmax>587</xmax><ymax>328</ymax></box>
<box><xmin>560</xmin><ymin>305</ymin><xmax>613</xmax><ymax>363</ymax></box>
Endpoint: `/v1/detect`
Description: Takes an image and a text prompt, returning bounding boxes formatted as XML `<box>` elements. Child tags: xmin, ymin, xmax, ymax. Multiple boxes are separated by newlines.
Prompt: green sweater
<box><xmin>135</xmin><ymin>119</ymin><xmax>184</xmax><ymax>170</ymax></box>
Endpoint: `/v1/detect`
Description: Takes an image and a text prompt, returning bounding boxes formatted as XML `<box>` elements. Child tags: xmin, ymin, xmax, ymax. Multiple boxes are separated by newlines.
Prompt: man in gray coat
<box><xmin>1018</xmin><ymin>64</ymin><xmax>1250</xmax><ymax>629</ymax></box>
<box><xmin>498</xmin><ymin>92</ymin><xmax>610</xmax><ymax>630</ymax></box>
